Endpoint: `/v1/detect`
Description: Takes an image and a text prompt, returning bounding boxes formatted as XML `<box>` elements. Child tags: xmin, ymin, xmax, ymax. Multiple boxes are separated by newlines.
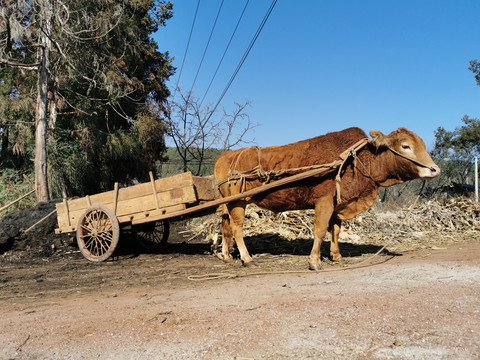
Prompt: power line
<box><xmin>189</xmin><ymin>0</ymin><xmax>225</xmax><ymax>94</ymax></box>
<box><xmin>172</xmin><ymin>0</ymin><xmax>201</xmax><ymax>101</ymax></box>
<box><xmin>208</xmin><ymin>0</ymin><xmax>278</xmax><ymax>120</ymax></box>
<box><xmin>199</xmin><ymin>0</ymin><xmax>250</xmax><ymax>108</ymax></box>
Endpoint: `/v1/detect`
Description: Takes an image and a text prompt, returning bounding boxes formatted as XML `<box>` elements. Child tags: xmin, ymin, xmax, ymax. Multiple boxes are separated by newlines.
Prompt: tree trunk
<box><xmin>183</xmin><ymin>146</ymin><xmax>188</xmax><ymax>173</ymax></box>
<box><xmin>48</xmin><ymin>85</ymin><xmax>57</xmax><ymax>132</ymax></box>
<box><xmin>34</xmin><ymin>3</ymin><xmax>52</xmax><ymax>203</ymax></box>
<box><xmin>0</xmin><ymin>127</ymin><xmax>8</xmax><ymax>160</ymax></box>
<box><xmin>35</xmin><ymin>46</ymin><xmax>49</xmax><ymax>202</ymax></box>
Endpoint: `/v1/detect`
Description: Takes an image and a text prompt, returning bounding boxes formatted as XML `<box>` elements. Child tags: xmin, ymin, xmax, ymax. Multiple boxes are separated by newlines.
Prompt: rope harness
<box><xmin>387</xmin><ymin>146</ymin><xmax>437</xmax><ymax>172</ymax></box>
<box><xmin>217</xmin><ymin>138</ymin><xmax>435</xmax><ymax>204</ymax></box>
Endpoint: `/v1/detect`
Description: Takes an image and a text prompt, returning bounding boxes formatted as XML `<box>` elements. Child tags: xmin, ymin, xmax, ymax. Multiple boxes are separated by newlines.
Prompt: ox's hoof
<box><xmin>223</xmin><ymin>256</ymin><xmax>234</xmax><ymax>264</ymax></box>
<box><xmin>216</xmin><ymin>252</ymin><xmax>234</xmax><ymax>263</ymax></box>
<box><xmin>242</xmin><ymin>260</ymin><xmax>256</xmax><ymax>267</ymax></box>
<box><xmin>308</xmin><ymin>262</ymin><xmax>323</xmax><ymax>271</ymax></box>
<box><xmin>331</xmin><ymin>255</ymin><xmax>343</xmax><ymax>263</ymax></box>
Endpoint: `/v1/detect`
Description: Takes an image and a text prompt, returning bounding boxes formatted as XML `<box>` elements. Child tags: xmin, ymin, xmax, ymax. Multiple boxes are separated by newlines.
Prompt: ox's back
<box><xmin>214</xmin><ymin>127</ymin><xmax>369</xmax><ymax>213</ymax></box>
<box><xmin>215</xmin><ymin>127</ymin><xmax>367</xmax><ymax>180</ymax></box>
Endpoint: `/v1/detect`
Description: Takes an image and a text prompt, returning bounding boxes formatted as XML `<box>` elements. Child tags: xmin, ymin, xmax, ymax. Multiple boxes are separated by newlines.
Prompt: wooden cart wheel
<box><xmin>133</xmin><ymin>220</ymin><xmax>170</xmax><ymax>251</ymax></box>
<box><xmin>76</xmin><ymin>205</ymin><xmax>120</xmax><ymax>262</ymax></box>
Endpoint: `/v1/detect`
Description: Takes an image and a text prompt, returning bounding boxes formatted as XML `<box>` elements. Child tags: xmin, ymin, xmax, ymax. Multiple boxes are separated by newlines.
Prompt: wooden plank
<box><xmin>114</xmin><ymin>185</ymin><xmax>196</xmax><ymax>217</ymax></box>
<box><xmin>64</xmin><ymin>172</ymin><xmax>195</xmax><ymax>212</ymax></box>
<box><xmin>192</xmin><ymin>175</ymin><xmax>217</xmax><ymax>201</ymax></box>
<box><xmin>126</xmin><ymin>203</ymin><xmax>187</xmax><ymax>225</ymax></box>
<box><xmin>113</xmin><ymin>182</ymin><xmax>119</xmax><ymax>215</ymax></box>
<box><xmin>55</xmin><ymin>202</ymin><xmax>69</xmax><ymax>230</ymax></box>
<box><xmin>149</xmin><ymin>171</ymin><xmax>160</xmax><ymax>209</ymax></box>
<box><xmin>25</xmin><ymin>209</ymin><xmax>57</xmax><ymax>233</ymax></box>
<box><xmin>55</xmin><ymin>200</ymin><xmax>76</xmax><ymax>233</ymax></box>
<box><xmin>63</xmin><ymin>199</ymin><xmax>71</xmax><ymax>227</ymax></box>
<box><xmin>55</xmin><ymin>226</ymin><xmax>76</xmax><ymax>234</ymax></box>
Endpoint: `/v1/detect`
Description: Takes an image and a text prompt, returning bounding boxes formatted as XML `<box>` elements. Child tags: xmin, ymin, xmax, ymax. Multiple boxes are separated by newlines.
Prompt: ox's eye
<box><xmin>401</xmin><ymin>144</ymin><xmax>412</xmax><ymax>151</ymax></box>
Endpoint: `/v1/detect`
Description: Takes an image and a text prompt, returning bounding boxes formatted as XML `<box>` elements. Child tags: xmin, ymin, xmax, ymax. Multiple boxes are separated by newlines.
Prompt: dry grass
<box><xmin>186</xmin><ymin>197</ymin><xmax>480</xmax><ymax>255</ymax></box>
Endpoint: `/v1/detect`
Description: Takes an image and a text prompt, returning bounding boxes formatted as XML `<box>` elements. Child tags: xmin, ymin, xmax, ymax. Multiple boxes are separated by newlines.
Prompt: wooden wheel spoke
<box><xmin>99</xmin><ymin>216</ymin><xmax>110</xmax><ymax>232</ymax></box>
<box><xmin>94</xmin><ymin>210</ymin><xmax>101</xmax><ymax>223</ymax></box>
<box><xmin>98</xmin><ymin>239</ymin><xmax>109</xmax><ymax>254</ymax></box>
<box><xmin>97</xmin><ymin>232</ymin><xmax>113</xmax><ymax>243</ymax></box>
<box><xmin>83</xmin><ymin>236</ymin><xmax>95</xmax><ymax>250</ymax></box>
<box><xmin>147</xmin><ymin>232</ymin><xmax>160</xmax><ymax>243</ymax></box>
<box><xmin>76</xmin><ymin>205</ymin><xmax>120</xmax><ymax>261</ymax></box>
<box><xmin>80</xmin><ymin>224</ymin><xmax>93</xmax><ymax>234</ymax></box>
<box><xmin>93</xmin><ymin>238</ymin><xmax>100</xmax><ymax>255</ymax></box>
<box><xmin>97</xmin><ymin>214</ymin><xmax>103</xmax><ymax>231</ymax></box>
<box><xmin>100</xmin><ymin>223</ymin><xmax>112</xmax><ymax>233</ymax></box>
<box><xmin>96</xmin><ymin>213</ymin><xmax>104</xmax><ymax>228</ymax></box>
<box><xmin>85</xmin><ymin>212</ymin><xmax>95</xmax><ymax>226</ymax></box>
<box><xmin>90</xmin><ymin>212</ymin><xmax>99</xmax><ymax>228</ymax></box>
<box><xmin>135</xmin><ymin>220</ymin><xmax>169</xmax><ymax>251</ymax></box>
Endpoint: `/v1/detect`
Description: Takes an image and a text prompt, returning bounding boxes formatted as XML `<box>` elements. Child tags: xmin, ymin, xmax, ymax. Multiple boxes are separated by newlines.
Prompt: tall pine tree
<box><xmin>1</xmin><ymin>0</ymin><xmax>174</xmax><ymax>199</ymax></box>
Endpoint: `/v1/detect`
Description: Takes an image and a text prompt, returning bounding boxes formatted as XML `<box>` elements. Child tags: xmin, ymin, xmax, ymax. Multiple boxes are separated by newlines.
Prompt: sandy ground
<box><xmin>0</xmin><ymin>241</ymin><xmax>479</xmax><ymax>360</ymax></box>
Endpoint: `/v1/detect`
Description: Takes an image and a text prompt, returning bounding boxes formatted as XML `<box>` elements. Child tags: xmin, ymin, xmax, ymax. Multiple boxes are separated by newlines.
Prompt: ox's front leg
<box><xmin>228</xmin><ymin>201</ymin><xmax>254</xmax><ymax>266</ymax></box>
<box><xmin>220</xmin><ymin>206</ymin><xmax>234</xmax><ymax>262</ymax></box>
<box><xmin>329</xmin><ymin>217</ymin><xmax>342</xmax><ymax>262</ymax></box>
<box><xmin>309</xmin><ymin>196</ymin><xmax>335</xmax><ymax>271</ymax></box>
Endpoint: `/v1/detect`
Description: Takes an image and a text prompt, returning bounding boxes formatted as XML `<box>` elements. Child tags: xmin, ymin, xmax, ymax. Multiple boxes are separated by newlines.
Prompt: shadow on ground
<box><xmin>115</xmin><ymin>230</ymin><xmax>398</xmax><ymax>262</ymax></box>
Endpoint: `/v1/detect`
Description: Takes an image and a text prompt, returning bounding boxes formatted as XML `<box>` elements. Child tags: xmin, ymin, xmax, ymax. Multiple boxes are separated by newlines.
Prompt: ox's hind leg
<box><xmin>228</xmin><ymin>201</ymin><xmax>254</xmax><ymax>266</ymax></box>
<box><xmin>329</xmin><ymin>217</ymin><xmax>343</xmax><ymax>262</ymax></box>
<box><xmin>220</xmin><ymin>205</ymin><xmax>234</xmax><ymax>262</ymax></box>
<box><xmin>309</xmin><ymin>196</ymin><xmax>335</xmax><ymax>271</ymax></box>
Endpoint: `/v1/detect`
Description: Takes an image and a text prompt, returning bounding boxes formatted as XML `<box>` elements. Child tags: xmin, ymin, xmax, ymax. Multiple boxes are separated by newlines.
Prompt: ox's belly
<box><xmin>250</xmin><ymin>182</ymin><xmax>331</xmax><ymax>213</ymax></box>
<box><xmin>249</xmin><ymin>182</ymin><xmax>378</xmax><ymax>220</ymax></box>
<box><xmin>253</xmin><ymin>197</ymin><xmax>314</xmax><ymax>213</ymax></box>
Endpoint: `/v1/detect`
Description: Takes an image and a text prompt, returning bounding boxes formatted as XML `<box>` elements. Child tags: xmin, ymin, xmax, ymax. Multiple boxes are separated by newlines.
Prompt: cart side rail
<box><xmin>56</xmin><ymin>172</ymin><xmax>197</xmax><ymax>233</ymax></box>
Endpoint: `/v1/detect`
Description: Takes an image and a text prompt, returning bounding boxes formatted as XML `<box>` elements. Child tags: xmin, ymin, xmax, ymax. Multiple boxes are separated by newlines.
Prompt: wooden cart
<box><xmin>55</xmin><ymin>172</ymin><xmax>219</xmax><ymax>262</ymax></box>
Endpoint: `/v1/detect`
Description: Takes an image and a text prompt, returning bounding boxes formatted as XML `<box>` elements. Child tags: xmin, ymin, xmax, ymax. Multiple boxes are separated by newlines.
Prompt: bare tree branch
<box><xmin>59</xmin><ymin>8</ymin><xmax>123</xmax><ymax>41</ymax></box>
<box><xmin>168</xmin><ymin>88</ymin><xmax>256</xmax><ymax>175</ymax></box>
<box><xmin>0</xmin><ymin>58</ymin><xmax>39</xmax><ymax>70</ymax></box>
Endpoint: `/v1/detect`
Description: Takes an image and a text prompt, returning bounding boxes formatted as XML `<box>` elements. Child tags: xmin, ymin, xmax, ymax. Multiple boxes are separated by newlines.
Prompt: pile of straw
<box><xmin>348</xmin><ymin>197</ymin><xmax>480</xmax><ymax>234</ymax></box>
<box><xmin>187</xmin><ymin>197</ymin><xmax>480</xmax><ymax>250</ymax></box>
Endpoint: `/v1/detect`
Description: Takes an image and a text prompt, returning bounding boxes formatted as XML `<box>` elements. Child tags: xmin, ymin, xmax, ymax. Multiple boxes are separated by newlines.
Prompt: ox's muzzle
<box><xmin>419</xmin><ymin>164</ymin><xmax>440</xmax><ymax>179</ymax></box>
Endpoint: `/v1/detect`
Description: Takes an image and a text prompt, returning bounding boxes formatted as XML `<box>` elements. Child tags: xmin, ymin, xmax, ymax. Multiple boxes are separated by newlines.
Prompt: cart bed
<box><xmin>55</xmin><ymin>172</ymin><xmax>216</xmax><ymax>234</ymax></box>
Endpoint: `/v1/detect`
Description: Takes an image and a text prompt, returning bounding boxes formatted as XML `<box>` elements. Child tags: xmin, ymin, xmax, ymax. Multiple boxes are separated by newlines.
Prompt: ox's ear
<box><xmin>369</xmin><ymin>130</ymin><xmax>390</xmax><ymax>150</ymax></box>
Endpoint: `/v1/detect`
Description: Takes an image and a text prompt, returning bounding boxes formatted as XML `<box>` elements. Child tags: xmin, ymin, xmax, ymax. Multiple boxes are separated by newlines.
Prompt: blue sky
<box><xmin>153</xmin><ymin>0</ymin><xmax>480</xmax><ymax>150</ymax></box>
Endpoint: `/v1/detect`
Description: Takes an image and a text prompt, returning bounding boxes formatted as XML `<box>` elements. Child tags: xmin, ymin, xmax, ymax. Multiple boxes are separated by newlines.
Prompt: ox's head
<box><xmin>369</xmin><ymin>127</ymin><xmax>440</xmax><ymax>180</ymax></box>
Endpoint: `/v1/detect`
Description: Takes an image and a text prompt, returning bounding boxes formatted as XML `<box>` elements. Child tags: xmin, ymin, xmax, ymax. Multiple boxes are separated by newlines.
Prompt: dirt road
<box><xmin>1</xmin><ymin>242</ymin><xmax>479</xmax><ymax>360</ymax></box>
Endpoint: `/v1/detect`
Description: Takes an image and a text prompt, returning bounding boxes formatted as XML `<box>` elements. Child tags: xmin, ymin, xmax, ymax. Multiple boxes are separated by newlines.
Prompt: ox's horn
<box><xmin>369</xmin><ymin>130</ymin><xmax>390</xmax><ymax>150</ymax></box>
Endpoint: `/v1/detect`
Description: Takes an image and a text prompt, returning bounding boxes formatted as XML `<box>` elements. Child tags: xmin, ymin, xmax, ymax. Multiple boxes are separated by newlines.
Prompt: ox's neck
<box><xmin>365</xmin><ymin>144</ymin><xmax>409</xmax><ymax>187</ymax></box>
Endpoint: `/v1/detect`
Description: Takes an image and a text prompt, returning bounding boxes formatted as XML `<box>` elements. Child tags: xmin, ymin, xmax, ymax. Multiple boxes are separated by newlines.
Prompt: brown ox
<box><xmin>214</xmin><ymin>127</ymin><xmax>440</xmax><ymax>270</ymax></box>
